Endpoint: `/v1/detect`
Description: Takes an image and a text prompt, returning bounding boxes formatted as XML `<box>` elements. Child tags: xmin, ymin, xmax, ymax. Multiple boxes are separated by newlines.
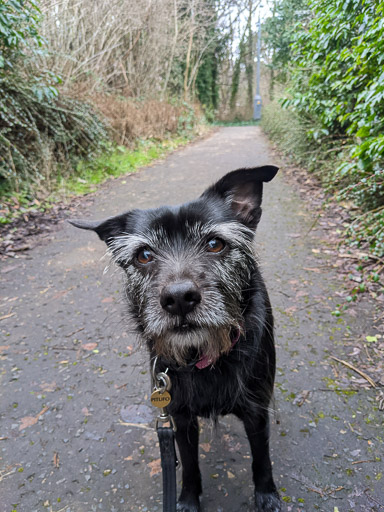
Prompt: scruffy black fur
<box><xmin>70</xmin><ymin>166</ymin><xmax>282</xmax><ymax>512</ymax></box>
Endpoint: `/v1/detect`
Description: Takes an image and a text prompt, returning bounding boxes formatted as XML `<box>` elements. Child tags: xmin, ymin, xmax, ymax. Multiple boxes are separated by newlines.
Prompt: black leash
<box><xmin>151</xmin><ymin>359</ymin><xmax>178</xmax><ymax>512</ymax></box>
<box><xmin>157</xmin><ymin>426</ymin><xmax>177</xmax><ymax>512</ymax></box>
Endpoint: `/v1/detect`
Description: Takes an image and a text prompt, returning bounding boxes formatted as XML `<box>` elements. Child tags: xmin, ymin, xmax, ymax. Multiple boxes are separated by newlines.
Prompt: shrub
<box><xmin>71</xmin><ymin>84</ymin><xmax>199</xmax><ymax>145</ymax></box>
<box><xmin>0</xmin><ymin>0</ymin><xmax>42</xmax><ymax>72</ymax></box>
<box><xmin>284</xmin><ymin>0</ymin><xmax>384</xmax><ymax>208</ymax></box>
<box><xmin>0</xmin><ymin>74</ymin><xmax>108</xmax><ymax>194</ymax></box>
<box><xmin>0</xmin><ymin>1</ymin><xmax>108</xmax><ymax>195</ymax></box>
<box><xmin>261</xmin><ymin>99</ymin><xmax>313</xmax><ymax>167</ymax></box>
<box><xmin>265</xmin><ymin>0</ymin><xmax>384</xmax><ymax>257</ymax></box>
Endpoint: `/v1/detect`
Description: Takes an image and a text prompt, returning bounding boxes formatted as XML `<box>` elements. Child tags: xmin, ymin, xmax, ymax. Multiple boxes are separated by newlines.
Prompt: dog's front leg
<box><xmin>237</xmin><ymin>408</ymin><xmax>282</xmax><ymax>512</ymax></box>
<box><xmin>174</xmin><ymin>413</ymin><xmax>202</xmax><ymax>512</ymax></box>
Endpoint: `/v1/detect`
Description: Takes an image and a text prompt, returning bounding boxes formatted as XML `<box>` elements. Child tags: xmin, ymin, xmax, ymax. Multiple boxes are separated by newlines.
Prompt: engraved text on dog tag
<box><xmin>150</xmin><ymin>390</ymin><xmax>171</xmax><ymax>408</ymax></box>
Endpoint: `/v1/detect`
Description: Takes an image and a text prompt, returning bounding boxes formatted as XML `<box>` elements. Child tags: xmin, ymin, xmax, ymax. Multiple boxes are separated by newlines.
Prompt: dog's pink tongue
<box><xmin>195</xmin><ymin>328</ymin><xmax>241</xmax><ymax>370</ymax></box>
<box><xmin>195</xmin><ymin>354</ymin><xmax>215</xmax><ymax>370</ymax></box>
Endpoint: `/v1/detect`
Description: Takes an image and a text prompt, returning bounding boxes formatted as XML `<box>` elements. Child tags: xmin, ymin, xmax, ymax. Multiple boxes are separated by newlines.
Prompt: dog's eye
<box><xmin>137</xmin><ymin>248</ymin><xmax>154</xmax><ymax>265</ymax></box>
<box><xmin>207</xmin><ymin>238</ymin><xmax>225</xmax><ymax>253</ymax></box>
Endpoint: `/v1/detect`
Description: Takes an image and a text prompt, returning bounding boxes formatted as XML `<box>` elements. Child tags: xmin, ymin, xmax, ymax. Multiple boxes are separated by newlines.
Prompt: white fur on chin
<box><xmin>153</xmin><ymin>326</ymin><xmax>233</xmax><ymax>366</ymax></box>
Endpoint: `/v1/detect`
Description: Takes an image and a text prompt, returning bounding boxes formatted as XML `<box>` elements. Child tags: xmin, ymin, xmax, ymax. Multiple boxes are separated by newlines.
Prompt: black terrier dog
<box><xmin>70</xmin><ymin>166</ymin><xmax>282</xmax><ymax>512</ymax></box>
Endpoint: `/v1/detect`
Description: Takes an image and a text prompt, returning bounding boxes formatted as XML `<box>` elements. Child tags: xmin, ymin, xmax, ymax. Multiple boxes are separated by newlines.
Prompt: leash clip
<box><xmin>155</xmin><ymin>411</ymin><xmax>177</xmax><ymax>432</ymax></box>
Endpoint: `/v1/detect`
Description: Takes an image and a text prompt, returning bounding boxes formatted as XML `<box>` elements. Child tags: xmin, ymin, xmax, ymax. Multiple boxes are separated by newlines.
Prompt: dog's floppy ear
<box><xmin>68</xmin><ymin>212</ymin><xmax>131</xmax><ymax>244</ymax></box>
<box><xmin>202</xmin><ymin>165</ymin><xmax>278</xmax><ymax>229</ymax></box>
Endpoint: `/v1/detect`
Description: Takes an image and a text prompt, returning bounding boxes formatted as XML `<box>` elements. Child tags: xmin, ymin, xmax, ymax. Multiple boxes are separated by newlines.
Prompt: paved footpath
<box><xmin>1</xmin><ymin>127</ymin><xmax>383</xmax><ymax>512</ymax></box>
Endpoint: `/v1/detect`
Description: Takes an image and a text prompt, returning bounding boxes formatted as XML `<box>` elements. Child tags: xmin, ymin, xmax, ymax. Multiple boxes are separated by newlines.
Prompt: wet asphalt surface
<box><xmin>1</xmin><ymin>127</ymin><xmax>383</xmax><ymax>512</ymax></box>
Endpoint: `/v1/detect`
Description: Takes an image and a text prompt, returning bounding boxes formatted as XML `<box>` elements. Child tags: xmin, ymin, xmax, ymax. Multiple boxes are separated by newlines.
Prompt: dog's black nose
<box><xmin>160</xmin><ymin>281</ymin><xmax>201</xmax><ymax>316</ymax></box>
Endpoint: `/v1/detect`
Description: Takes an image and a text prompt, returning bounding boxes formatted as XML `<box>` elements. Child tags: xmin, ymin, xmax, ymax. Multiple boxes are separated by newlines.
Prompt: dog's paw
<box><xmin>254</xmin><ymin>490</ymin><xmax>282</xmax><ymax>512</ymax></box>
<box><xmin>177</xmin><ymin>498</ymin><xmax>201</xmax><ymax>512</ymax></box>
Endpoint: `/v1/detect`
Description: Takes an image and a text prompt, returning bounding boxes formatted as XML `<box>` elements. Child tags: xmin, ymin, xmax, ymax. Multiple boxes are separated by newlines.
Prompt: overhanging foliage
<box><xmin>265</xmin><ymin>0</ymin><xmax>384</xmax><ymax>257</ymax></box>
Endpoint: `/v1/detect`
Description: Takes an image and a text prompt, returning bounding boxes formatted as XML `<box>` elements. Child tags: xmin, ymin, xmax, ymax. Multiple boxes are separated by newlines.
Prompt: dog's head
<box><xmin>70</xmin><ymin>166</ymin><xmax>278</xmax><ymax>365</ymax></box>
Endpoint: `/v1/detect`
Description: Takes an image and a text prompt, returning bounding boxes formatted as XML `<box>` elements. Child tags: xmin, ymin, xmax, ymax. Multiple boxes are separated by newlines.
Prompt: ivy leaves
<box><xmin>0</xmin><ymin>0</ymin><xmax>44</xmax><ymax>73</ymax></box>
<box><xmin>279</xmin><ymin>0</ymin><xmax>384</xmax><ymax>256</ymax></box>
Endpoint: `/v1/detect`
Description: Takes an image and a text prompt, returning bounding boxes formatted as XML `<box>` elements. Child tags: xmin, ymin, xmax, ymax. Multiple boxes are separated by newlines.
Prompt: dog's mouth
<box><xmin>150</xmin><ymin>323</ymin><xmax>241</xmax><ymax>367</ymax></box>
<box><xmin>172</xmin><ymin>322</ymin><xmax>198</xmax><ymax>333</ymax></box>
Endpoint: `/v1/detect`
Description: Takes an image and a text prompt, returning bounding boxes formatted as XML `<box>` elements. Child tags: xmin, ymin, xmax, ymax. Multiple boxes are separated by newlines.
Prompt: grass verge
<box><xmin>212</xmin><ymin>120</ymin><xmax>260</xmax><ymax>127</ymax></box>
<box><xmin>0</xmin><ymin>134</ymin><xmax>197</xmax><ymax>225</ymax></box>
<box><xmin>59</xmin><ymin>137</ymin><xmax>191</xmax><ymax>196</ymax></box>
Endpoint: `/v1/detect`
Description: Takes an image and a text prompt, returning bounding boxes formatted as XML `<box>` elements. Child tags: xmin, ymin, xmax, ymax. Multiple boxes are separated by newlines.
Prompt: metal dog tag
<box><xmin>150</xmin><ymin>389</ymin><xmax>172</xmax><ymax>408</ymax></box>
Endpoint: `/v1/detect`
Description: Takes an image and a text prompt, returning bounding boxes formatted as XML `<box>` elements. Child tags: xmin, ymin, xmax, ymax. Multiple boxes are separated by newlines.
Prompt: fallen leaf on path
<box><xmin>19</xmin><ymin>416</ymin><xmax>38</xmax><ymax>430</ymax></box>
<box><xmin>52</xmin><ymin>287</ymin><xmax>74</xmax><ymax>300</ymax></box>
<box><xmin>40</xmin><ymin>381</ymin><xmax>56</xmax><ymax>392</ymax></box>
<box><xmin>53</xmin><ymin>452</ymin><xmax>59</xmax><ymax>468</ymax></box>
<box><xmin>81</xmin><ymin>343</ymin><xmax>98</xmax><ymax>351</ymax></box>
<box><xmin>148</xmin><ymin>458</ymin><xmax>161</xmax><ymax>477</ymax></box>
<box><xmin>102</xmin><ymin>297</ymin><xmax>114</xmax><ymax>303</ymax></box>
<box><xmin>82</xmin><ymin>407</ymin><xmax>91</xmax><ymax>416</ymax></box>
<box><xmin>200</xmin><ymin>443</ymin><xmax>211</xmax><ymax>453</ymax></box>
<box><xmin>115</xmin><ymin>382</ymin><xmax>128</xmax><ymax>389</ymax></box>
<box><xmin>227</xmin><ymin>471</ymin><xmax>235</xmax><ymax>479</ymax></box>
<box><xmin>294</xmin><ymin>390</ymin><xmax>310</xmax><ymax>407</ymax></box>
<box><xmin>19</xmin><ymin>406</ymin><xmax>49</xmax><ymax>430</ymax></box>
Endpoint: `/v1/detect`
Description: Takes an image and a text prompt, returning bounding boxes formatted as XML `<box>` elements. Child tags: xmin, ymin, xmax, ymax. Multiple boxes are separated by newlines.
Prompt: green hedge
<box><xmin>273</xmin><ymin>0</ymin><xmax>384</xmax><ymax>257</ymax></box>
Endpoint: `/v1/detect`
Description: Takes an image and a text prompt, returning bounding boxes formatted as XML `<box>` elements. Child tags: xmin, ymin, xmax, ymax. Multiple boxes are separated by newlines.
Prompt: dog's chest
<box><xmin>168</xmin><ymin>364</ymin><xmax>245</xmax><ymax>418</ymax></box>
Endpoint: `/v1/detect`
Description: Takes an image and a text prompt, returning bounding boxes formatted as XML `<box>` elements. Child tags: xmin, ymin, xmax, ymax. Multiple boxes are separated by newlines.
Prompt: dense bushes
<box><xmin>0</xmin><ymin>1</ymin><xmax>108</xmax><ymax>195</ymax></box>
<box><xmin>263</xmin><ymin>0</ymin><xmax>384</xmax><ymax>257</ymax></box>
<box><xmin>0</xmin><ymin>0</ymin><xmax>42</xmax><ymax>71</ymax></box>
<box><xmin>285</xmin><ymin>0</ymin><xmax>384</xmax><ymax>206</ymax></box>
<box><xmin>72</xmin><ymin>84</ymin><xmax>201</xmax><ymax>145</ymax></box>
<box><xmin>0</xmin><ymin>1</ymin><xmax>203</xmax><ymax>198</ymax></box>
<box><xmin>0</xmin><ymin>76</ymin><xmax>108</xmax><ymax>192</ymax></box>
